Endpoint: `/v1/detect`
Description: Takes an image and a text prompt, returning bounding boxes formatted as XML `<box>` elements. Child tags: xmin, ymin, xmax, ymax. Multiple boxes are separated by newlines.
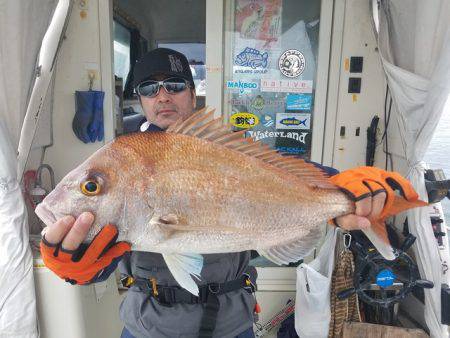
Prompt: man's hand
<box><xmin>335</xmin><ymin>192</ymin><xmax>386</xmax><ymax>230</ymax></box>
<box><xmin>330</xmin><ymin>166</ymin><xmax>420</xmax><ymax>231</ymax></box>
<box><xmin>44</xmin><ymin>212</ymin><xmax>95</xmax><ymax>250</ymax></box>
<box><xmin>40</xmin><ymin>212</ymin><xmax>131</xmax><ymax>284</ymax></box>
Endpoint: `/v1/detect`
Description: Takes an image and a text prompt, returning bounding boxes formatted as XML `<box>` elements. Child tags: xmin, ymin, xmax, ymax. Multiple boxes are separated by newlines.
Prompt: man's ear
<box><xmin>191</xmin><ymin>89</ymin><xmax>197</xmax><ymax>109</ymax></box>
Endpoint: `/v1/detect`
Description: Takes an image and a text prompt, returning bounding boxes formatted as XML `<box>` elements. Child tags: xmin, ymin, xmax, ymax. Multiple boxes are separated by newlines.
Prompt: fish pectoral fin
<box><xmin>163</xmin><ymin>253</ymin><xmax>203</xmax><ymax>296</ymax></box>
<box><xmin>148</xmin><ymin>214</ymin><xmax>178</xmax><ymax>241</ymax></box>
<box><xmin>258</xmin><ymin>229</ymin><xmax>323</xmax><ymax>265</ymax></box>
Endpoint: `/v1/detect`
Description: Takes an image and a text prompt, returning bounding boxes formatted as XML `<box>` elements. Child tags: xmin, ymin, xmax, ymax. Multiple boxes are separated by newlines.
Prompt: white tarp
<box><xmin>0</xmin><ymin>1</ymin><xmax>58</xmax><ymax>337</ymax></box>
<box><xmin>378</xmin><ymin>1</ymin><xmax>450</xmax><ymax>337</ymax></box>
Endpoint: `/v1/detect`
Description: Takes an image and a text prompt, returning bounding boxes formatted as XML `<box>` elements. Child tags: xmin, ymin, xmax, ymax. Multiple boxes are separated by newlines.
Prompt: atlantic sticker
<box><xmin>260</xmin><ymin>79</ymin><xmax>313</xmax><ymax>93</ymax></box>
<box><xmin>226</xmin><ymin>80</ymin><xmax>258</xmax><ymax>94</ymax></box>
<box><xmin>278</xmin><ymin>49</ymin><xmax>306</xmax><ymax>78</ymax></box>
<box><xmin>230</xmin><ymin>112</ymin><xmax>259</xmax><ymax>129</ymax></box>
<box><xmin>234</xmin><ymin>47</ymin><xmax>268</xmax><ymax>74</ymax></box>
<box><xmin>286</xmin><ymin>94</ymin><xmax>312</xmax><ymax>110</ymax></box>
<box><xmin>247</xmin><ymin>130</ymin><xmax>308</xmax><ymax>143</ymax></box>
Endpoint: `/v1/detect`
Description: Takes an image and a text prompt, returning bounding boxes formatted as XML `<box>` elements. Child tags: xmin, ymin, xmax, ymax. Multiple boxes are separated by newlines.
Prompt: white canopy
<box><xmin>378</xmin><ymin>1</ymin><xmax>450</xmax><ymax>337</ymax></box>
<box><xmin>0</xmin><ymin>1</ymin><xmax>68</xmax><ymax>336</ymax></box>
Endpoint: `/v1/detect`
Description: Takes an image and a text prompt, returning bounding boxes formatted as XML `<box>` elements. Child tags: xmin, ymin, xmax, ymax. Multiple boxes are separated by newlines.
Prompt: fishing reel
<box><xmin>337</xmin><ymin>233</ymin><xmax>434</xmax><ymax>308</ymax></box>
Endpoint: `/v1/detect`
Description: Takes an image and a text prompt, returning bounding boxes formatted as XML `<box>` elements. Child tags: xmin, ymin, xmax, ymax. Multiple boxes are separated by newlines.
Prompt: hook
<box><xmin>343</xmin><ymin>232</ymin><xmax>352</xmax><ymax>250</ymax></box>
<box><xmin>88</xmin><ymin>72</ymin><xmax>95</xmax><ymax>91</ymax></box>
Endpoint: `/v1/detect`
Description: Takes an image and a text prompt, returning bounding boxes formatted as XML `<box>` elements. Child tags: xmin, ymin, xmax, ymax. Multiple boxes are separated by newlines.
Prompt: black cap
<box><xmin>133</xmin><ymin>48</ymin><xmax>194</xmax><ymax>88</ymax></box>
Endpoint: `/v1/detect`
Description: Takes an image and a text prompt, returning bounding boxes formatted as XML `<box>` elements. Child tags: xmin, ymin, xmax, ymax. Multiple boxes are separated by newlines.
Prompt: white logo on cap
<box><xmin>168</xmin><ymin>55</ymin><xmax>184</xmax><ymax>72</ymax></box>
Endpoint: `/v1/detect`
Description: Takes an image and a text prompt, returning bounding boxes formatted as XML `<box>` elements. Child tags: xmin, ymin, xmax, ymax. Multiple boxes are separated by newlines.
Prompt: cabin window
<box><xmin>113</xmin><ymin>20</ymin><xmax>131</xmax><ymax>89</ymax></box>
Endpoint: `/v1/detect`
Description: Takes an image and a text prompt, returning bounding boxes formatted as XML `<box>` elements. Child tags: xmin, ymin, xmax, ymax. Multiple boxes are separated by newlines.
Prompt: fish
<box><xmin>235</xmin><ymin>47</ymin><xmax>268</xmax><ymax>69</ymax></box>
<box><xmin>35</xmin><ymin>108</ymin><xmax>426</xmax><ymax>295</ymax></box>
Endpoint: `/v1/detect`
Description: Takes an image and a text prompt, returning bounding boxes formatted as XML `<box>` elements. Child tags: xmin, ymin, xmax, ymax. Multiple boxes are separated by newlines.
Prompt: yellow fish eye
<box><xmin>81</xmin><ymin>180</ymin><xmax>100</xmax><ymax>196</ymax></box>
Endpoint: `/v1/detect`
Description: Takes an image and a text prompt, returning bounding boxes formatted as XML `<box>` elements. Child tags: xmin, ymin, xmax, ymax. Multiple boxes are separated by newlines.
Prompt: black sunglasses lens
<box><xmin>138</xmin><ymin>82</ymin><xmax>159</xmax><ymax>97</ymax></box>
<box><xmin>164</xmin><ymin>79</ymin><xmax>188</xmax><ymax>93</ymax></box>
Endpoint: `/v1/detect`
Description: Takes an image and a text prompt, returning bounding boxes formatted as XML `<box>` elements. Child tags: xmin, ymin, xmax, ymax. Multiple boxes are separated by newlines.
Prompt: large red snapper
<box><xmin>35</xmin><ymin>108</ymin><xmax>425</xmax><ymax>295</ymax></box>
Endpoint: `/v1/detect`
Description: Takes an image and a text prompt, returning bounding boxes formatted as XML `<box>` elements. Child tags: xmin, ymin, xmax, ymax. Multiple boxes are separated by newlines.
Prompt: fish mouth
<box><xmin>35</xmin><ymin>203</ymin><xmax>58</xmax><ymax>227</ymax></box>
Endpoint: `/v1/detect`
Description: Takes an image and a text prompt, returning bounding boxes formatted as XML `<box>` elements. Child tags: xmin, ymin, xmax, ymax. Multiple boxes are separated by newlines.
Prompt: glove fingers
<box><xmin>80</xmin><ymin>224</ymin><xmax>119</xmax><ymax>265</ymax></box>
<box><xmin>383</xmin><ymin>172</ymin><xmax>419</xmax><ymax>201</ymax></box>
<box><xmin>330</xmin><ymin>178</ymin><xmax>372</xmax><ymax>201</ymax></box>
<box><xmin>363</xmin><ymin>180</ymin><xmax>385</xmax><ymax>196</ymax></box>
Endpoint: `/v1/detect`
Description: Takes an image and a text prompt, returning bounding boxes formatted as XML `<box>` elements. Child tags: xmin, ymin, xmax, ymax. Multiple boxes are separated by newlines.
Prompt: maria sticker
<box><xmin>278</xmin><ymin>49</ymin><xmax>306</xmax><ymax>78</ymax></box>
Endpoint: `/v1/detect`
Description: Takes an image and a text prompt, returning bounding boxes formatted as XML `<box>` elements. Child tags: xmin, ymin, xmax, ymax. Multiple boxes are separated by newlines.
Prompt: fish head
<box><xmin>35</xmin><ymin>139</ymin><xmax>153</xmax><ymax>241</ymax></box>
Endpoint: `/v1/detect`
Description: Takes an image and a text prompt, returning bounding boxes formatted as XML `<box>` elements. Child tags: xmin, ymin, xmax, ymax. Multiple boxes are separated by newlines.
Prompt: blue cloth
<box><xmin>120</xmin><ymin>326</ymin><xmax>255</xmax><ymax>338</ymax></box>
<box><xmin>72</xmin><ymin>90</ymin><xmax>104</xmax><ymax>143</ymax></box>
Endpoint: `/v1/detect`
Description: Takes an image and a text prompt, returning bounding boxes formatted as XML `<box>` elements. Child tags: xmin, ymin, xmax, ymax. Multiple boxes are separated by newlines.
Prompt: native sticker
<box><xmin>261</xmin><ymin>79</ymin><xmax>313</xmax><ymax>93</ymax></box>
<box><xmin>286</xmin><ymin>94</ymin><xmax>312</xmax><ymax>110</ymax></box>
<box><xmin>278</xmin><ymin>49</ymin><xmax>306</xmax><ymax>78</ymax></box>
<box><xmin>230</xmin><ymin>112</ymin><xmax>259</xmax><ymax>129</ymax></box>
<box><xmin>276</xmin><ymin>113</ymin><xmax>310</xmax><ymax>130</ymax></box>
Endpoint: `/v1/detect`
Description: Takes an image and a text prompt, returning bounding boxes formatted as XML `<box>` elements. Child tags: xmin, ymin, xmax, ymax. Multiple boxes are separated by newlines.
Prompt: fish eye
<box><xmin>80</xmin><ymin>179</ymin><xmax>101</xmax><ymax>196</ymax></box>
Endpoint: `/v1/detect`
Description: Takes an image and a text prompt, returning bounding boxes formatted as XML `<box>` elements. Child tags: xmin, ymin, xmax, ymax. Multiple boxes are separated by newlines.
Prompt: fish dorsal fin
<box><xmin>167</xmin><ymin>108</ymin><xmax>337</xmax><ymax>189</ymax></box>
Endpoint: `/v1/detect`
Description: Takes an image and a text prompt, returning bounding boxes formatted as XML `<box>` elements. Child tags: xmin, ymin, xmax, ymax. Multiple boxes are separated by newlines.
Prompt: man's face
<box><xmin>139</xmin><ymin>75</ymin><xmax>196</xmax><ymax>129</ymax></box>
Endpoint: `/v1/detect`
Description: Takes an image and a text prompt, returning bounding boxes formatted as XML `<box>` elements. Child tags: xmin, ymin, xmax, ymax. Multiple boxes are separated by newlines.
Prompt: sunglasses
<box><xmin>136</xmin><ymin>77</ymin><xmax>190</xmax><ymax>98</ymax></box>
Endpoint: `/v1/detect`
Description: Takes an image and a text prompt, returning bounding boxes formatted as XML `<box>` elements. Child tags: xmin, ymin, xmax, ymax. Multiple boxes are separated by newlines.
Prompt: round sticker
<box><xmin>278</xmin><ymin>49</ymin><xmax>306</xmax><ymax>78</ymax></box>
<box><xmin>376</xmin><ymin>269</ymin><xmax>396</xmax><ymax>288</ymax></box>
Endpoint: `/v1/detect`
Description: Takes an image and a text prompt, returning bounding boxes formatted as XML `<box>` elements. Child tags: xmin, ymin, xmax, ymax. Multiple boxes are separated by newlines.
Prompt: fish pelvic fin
<box><xmin>167</xmin><ymin>107</ymin><xmax>337</xmax><ymax>189</ymax></box>
<box><xmin>365</xmin><ymin>196</ymin><xmax>428</xmax><ymax>260</ymax></box>
<box><xmin>258</xmin><ymin>228</ymin><xmax>324</xmax><ymax>265</ymax></box>
<box><xmin>163</xmin><ymin>253</ymin><xmax>203</xmax><ymax>296</ymax></box>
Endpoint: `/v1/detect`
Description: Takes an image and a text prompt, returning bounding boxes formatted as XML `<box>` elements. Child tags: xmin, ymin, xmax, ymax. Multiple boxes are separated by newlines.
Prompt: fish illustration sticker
<box><xmin>278</xmin><ymin>49</ymin><xmax>306</xmax><ymax>78</ymax></box>
<box><xmin>230</xmin><ymin>112</ymin><xmax>260</xmax><ymax>129</ymax></box>
<box><xmin>276</xmin><ymin>113</ymin><xmax>310</xmax><ymax>130</ymax></box>
<box><xmin>235</xmin><ymin>47</ymin><xmax>268</xmax><ymax>69</ymax></box>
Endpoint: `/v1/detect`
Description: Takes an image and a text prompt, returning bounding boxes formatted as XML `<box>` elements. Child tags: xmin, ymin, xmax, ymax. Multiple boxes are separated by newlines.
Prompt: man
<box><xmin>41</xmin><ymin>48</ymin><xmax>390</xmax><ymax>337</ymax></box>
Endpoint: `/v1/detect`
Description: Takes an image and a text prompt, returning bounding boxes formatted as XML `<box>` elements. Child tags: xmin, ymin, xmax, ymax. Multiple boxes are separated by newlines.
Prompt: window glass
<box><xmin>113</xmin><ymin>20</ymin><xmax>131</xmax><ymax>87</ymax></box>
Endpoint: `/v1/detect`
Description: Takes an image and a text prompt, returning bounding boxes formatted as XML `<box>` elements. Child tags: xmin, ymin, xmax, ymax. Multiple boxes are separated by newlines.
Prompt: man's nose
<box><xmin>155</xmin><ymin>85</ymin><xmax>172</xmax><ymax>103</ymax></box>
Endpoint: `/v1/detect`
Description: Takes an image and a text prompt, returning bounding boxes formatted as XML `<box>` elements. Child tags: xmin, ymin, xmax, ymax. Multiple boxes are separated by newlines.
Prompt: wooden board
<box><xmin>342</xmin><ymin>322</ymin><xmax>429</xmax><ymax>338</ymax></box>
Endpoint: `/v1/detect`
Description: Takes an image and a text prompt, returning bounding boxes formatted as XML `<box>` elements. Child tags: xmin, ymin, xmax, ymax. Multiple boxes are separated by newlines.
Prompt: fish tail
<box><xmin>363</xmin><ymin>196</ymin><xmax>427</xmax><ymax>260</ymax></box>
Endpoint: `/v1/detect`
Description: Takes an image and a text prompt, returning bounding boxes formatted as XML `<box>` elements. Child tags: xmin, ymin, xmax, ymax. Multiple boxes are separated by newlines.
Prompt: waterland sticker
<box><xmin>247</xmin><ymin>130</ymin><xmax>308</xmax><ymax>143</ymax></box>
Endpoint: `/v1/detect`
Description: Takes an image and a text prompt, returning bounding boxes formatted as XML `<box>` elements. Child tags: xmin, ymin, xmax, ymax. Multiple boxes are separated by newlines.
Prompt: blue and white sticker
<box><xmin>376</xmin><ymin>269</ymin><xmax>396</xmax><ymax>288</ymax></box>
<box><xmin>286</xmin><ymin>94</ymin><xmax>312</xmax><ymax>110</ymax></box>
<box><xmin>261</xmin><ymin>114</ymin><xmax>275</xmax><ymax>127</ymax></box>
<box><xmin>234</xmin><ymin>47</ymin><xmax>268</xmax><ymax>74</ymax></box>
<box><xmin>226</xmin><ymin>80</ymin><xmax>258</xmax><ymax>94</ymax></box>
<box><xmin>276</xmin><ymin>113</ymin><xmax>310</xmax><ymax>130</ymax></box>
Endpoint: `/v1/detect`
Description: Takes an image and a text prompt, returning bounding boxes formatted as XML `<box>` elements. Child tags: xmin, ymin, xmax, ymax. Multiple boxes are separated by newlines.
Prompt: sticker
<box><xmin>261</xmin><ymin>79</ymin><xmax>312</xmax><ymax>93</ymax></box>
<box><xmin>226</xmin><ymin>80</ymin><xmax>258</xmax><ymax>94</ymax></box>
<box><xmin>230</xmin><ymin>97</ymin><xmax>284</xmax><ymax>108</ymax></box>
<box><xmin>230</xmin><ymin>112</ymin><xmax>259</xmax><ymax>129</ymax></box>
<box><xmin>276</xmin><ymin>113</ymin><xmax>310</xmax><ymax>130</ymax></box>
<box><xmin>376</xmin><ymin>269</ymin><xmax>396</xmax><ymax>288</ymax></box>
<box><xmin>235</xmin><ymin>47</ymin><xmax>268</xmax><ymax>69</ymax></box>
<box><xmin>247</xmin><ymin>130</ymin><xmax>308</xmax><ymax>143</ymax></box>
<box><xmin>286</xmin><ymin>94</ymin><xmax>312</xmax><ymax>110</ymax></box>
<box><xmin>251</xmin><ymin>95</ymin><xmax>265</xmax><ymax>111</ymax></box>
<box><xmin>278</xmin><ymin>49</ymin><xmax>306</xmax><ymax>78</ymax></box>
<box><xmin>276</xmin><ymin>146</ymin><xmax>307</xmax><ymax>155</ymax></box>
<box><xmin>261</xmin><ymin>114</ymin><xmax>275</xmax><ymax>127</ymax></box>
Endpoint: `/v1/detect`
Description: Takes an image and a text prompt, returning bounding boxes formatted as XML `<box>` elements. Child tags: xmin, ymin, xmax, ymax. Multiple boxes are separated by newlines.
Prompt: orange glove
<box><xmin>40</xmin><ymin>224</ymin><xmax>131</xmax><ymax>285</ymax></box>
<box><xmin>330</xmin><ymin>166</ymin><xmax>420</xmax><ymax>219</ymax></box>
